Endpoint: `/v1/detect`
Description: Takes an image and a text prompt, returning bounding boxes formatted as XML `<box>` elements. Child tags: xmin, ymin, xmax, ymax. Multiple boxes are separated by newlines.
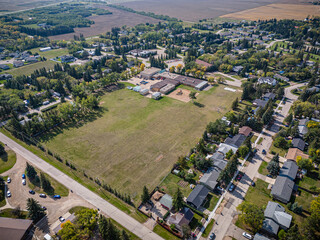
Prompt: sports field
<box><xmin>40</xmin><ymin>84</ymin><xmax>240</xmax><ymax>201</ymax></box>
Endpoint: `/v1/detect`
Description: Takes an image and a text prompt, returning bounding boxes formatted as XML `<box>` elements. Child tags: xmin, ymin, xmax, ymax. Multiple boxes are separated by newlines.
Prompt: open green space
<box><xmin>4</xmin><ymin>61</ymin><xmax>57</xmax><ymax>76</ymax></box>
<box><xmin>269</xmin><ymin>144</ymin><xmax>287</xmax><ymax>157</ymax></box>
<box><xmin>26</xmin><ymin>166</ymin><xmax>69</xmax><ymax>197</ymax></box>
<box><xmin>40</xmin><ymin>85</ymin><xmax>240</xmax><ymax>203</ymax></box>
<box><xmin>0</xmin><ymin>208</ymin><xmax>28</xmax><ymax>219</ymax></box>
<box><xmin>258</xmin><ymin>161</ymin><xmax>268</xmax><ymax>176</ymax></box>
<box><xmin>153</xmin><ymin>224</ymin><xmax>180</xmax><ymax>240</ymax></box>
<box><xmin>0</xmin><ymin>149</ymin><xmax>16</xmax><ymax>174</ymax></box>
<box><xmin>29</xmin><ymin>48</ymin><xmax>69</xmax><ymax>59</ymax></box>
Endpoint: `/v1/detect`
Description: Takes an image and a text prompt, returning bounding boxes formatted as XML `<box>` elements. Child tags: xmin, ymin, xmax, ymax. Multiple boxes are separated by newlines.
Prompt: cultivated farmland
<box><xmin>40</xmin><ymin>84</ymin><xmax>241</xmax><ymax>201</ymax></box>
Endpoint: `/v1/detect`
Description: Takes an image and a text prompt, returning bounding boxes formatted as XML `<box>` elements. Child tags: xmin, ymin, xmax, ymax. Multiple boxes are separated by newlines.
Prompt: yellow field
<box><xmin>222</xmin><ymin>4</ymin><xmax>320</xmax><ymax>21</ymax></box>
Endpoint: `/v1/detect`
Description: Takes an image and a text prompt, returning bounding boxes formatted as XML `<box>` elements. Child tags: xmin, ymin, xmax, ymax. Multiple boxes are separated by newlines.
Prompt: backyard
<box><xmin>39</xmin><ymin>84</ymin><xmax>241</xmax><ymax>202</ymax></box>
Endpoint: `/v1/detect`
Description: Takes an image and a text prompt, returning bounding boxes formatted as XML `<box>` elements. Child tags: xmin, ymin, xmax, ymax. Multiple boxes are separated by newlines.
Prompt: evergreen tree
<box><xmin>173</xmin><ymin>188</ymin><xmax>184</xmax><ymax>211</ymax></box>
<box><xmin>27</xmin><ymin>198</ymin><xmax>46</xmax><ymax>222</ymax></box>
<box><xmin>141</xmin><ymin>186</ymin><xmax>149</xmax><ymax>204</ymax></box>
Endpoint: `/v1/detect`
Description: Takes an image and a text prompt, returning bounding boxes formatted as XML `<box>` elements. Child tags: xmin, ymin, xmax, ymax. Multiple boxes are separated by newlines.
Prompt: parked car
<box><xmin>53</xmin><ymin>195</ymin><xmax>61</xmax><ymax>199</ymax></box>
<box><xmin>242</xmin><ymin>232</ymin><xmax>253</xmax><ymax>239</ymax></box>
<box><xmin>262</xmin><ymin>149</ymin><xmax>267</xmax><ymax>155</ymax></box>
<box><xmin>29</xmin><ymin>190</ymin><xmax>35</xmax><ymax>194</ymax></box>
<box><xmin>236</xmin><ymin>173</ymin><xmax>243</xmax><ymax>181</ymax></box>
<box><xmin>59</xmin><ymin>216</ymin><xmax>65</xmax><ymax>222</ymax></box>
<box><xmin>39</xmin><ymin>194</ymin><xmax>46</xmax><ymax>198</ymax></box>
<box><xmin>209</xmin><ymin>232</ymin><xmax>216</xmax><ymax>239</ymax></box>
<box><xmin>22</xmin><ymin>179</ymin><xmax>26</xmax><ymax>185</ymax></box>
<box><xmin>7</xmin><ymin>177</ymin><xmax>11</xmax><ymax>183</ymax></box>
<box><xmin>267</xmin><ymin>174</ymin><xmax>273</xmax><ymax>178</ymax></box>
<box><xmin>7</xmin><ymin>190</ymin><xmax>11</xmax><ymax>197</ymax></box>
<box><xmin>228</xmin><ymin>183</ymin><xmax>235</xmax><ymax>192</ymax></box>
<box><xmin>22</xmin><ymin>174</ymin><xmax>26</xmax><ymax>179</ymax></box>
<box><xmin>251</xmin><ymin>181</ymin><xmax>256</xmax><ymax>187</ymax></box>
<box><xmin>42</xmin><ymin>206</ymin><xmax>47</xmax><ymax>210</ymax></box>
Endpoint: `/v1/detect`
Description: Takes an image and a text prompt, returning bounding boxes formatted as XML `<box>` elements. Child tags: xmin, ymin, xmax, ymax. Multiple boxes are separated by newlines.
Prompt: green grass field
<box><xmin>4</xmin><ymin>61</ymin><xmax>57</xmax><ymax>76</ymax></box>
<box><xmin>0</xmin><ymin>208</ymin><xmax>28</xmax><ymax>219</ymax></box>
<box><xmin>258</xmin><ymin>161</ymin><xmax>268</xmax><ymax>176</ymax></box>
<box><xmin>0</xmin><ymin>149</ymin><xmax>16</xmax><ymax>174</ymax></box>
<box><xmin>39</xmin><ymin>85</ymin><xmax>240</xmax><ymax>202</ymax></box>
<box><xmin>29</xmin><ymin>48</ymin><xmax>69</xmax><ymax>59</ymax></box>
<box><xmin>153</xmin><ymin>224</ymin><xmax>180</xmax><ymax>240</ymax></box>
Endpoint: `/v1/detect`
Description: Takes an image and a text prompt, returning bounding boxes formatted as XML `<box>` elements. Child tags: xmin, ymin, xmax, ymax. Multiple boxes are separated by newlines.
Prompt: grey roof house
<box><xmin>253</xmin><ymin>233</ymin><xmax>270</xmax><ymax>240</ymax></box>
<box><xmin>159</xmin><ymin>194</ymin><xmax>173</xmax><ymax>210</ymax></box>
<box><xmin>224</xmin><ymin>134</ymin><xmax>246</xmax><ymax>148</ymax></box>
<box><xmin>186</xmin><ymin>185</ymin><xmax>209</xmax><ymax>209</ymax></box>
<box><xmin>291</xmin><ymin>138</ymin><xmax>305</xmax><ymax>151</ymax></box>
<box><xmin>262</xmin><ymin>201</ymin><xmax>292</xmax><ymax>236</ymax></box>
<box><xmin>199</xmin><ymin>168</ymin><xmax>220</xmax><ymax>191</ymax></box>
<box><xmin>212</xmin><ymin>159</ymin><xmax>228</xmax><ymax>171</ymax></box>
<box><xmin>257</xmin><ymin>77</ymin><xmax>277</xmax><ymax>86</ymax></box>
<box><xmin>253</xmin><ymin>99</ymin><xmax>268</xmax><ymax>108</ymax></box>
<box><xmin>279</xmin><ymin>160</ymin><xmax>298</xmax><ymax>181</ymax></box>
<box><xmin>298</xmin><ymin>125</ymin><xmax>308</xmax><ymax>136</ymax></box>
<box><xmin>217</xmin><ymin>143</ymin><xmax>238</xmax><ymax>156</ymax></box>
<box><xmin>271</xmin><ymin>177</ymin><xmax>296</xmax><ymax>204</ymax></box>
<box><xmin>262</xmin><ymin>93</ymin><xmax>276</xmax><ymax>101</ymax></box>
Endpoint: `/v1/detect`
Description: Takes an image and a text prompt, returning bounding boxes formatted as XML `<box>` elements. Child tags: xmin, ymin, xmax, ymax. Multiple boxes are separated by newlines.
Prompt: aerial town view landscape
<box><xmin>0</xmin><ymin>0</ymin><xmax>320</xmax><ymax>240</ymax></box>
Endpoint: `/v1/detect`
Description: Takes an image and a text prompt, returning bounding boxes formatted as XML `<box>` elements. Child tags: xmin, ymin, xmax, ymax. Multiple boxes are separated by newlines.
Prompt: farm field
<box><xmin>221</xmin><ymin>3</ymin><xmax>320</xmax><ymax>21</ymax></box>
<box><xmin>120</xmin><ymin>0</ymin><xmax>303</xmax><ymax>21</ymax></box>
<box><xmin>40</xmin><ymin>84</ymin><xmax>241</xmax><ymax>202</ymax></box>
<box><xmin>0</xmin><ymin>0</ymin><xmax>66</xmax><ymax>12</ymax></box>
<box><xmin>49</xmin><ymin>6</ymin><xmax>159</xmax><ymax>40</ymax></box>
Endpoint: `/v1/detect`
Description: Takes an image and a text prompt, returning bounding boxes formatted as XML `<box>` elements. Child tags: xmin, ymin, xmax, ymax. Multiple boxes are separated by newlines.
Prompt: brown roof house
<box><xmin>167</xmin><ymin>207</ymin><xmax>194</xmax><ymax>232</ymax></box>
<box><xmin>286</xmin><ymin>148</ymin><xmax>309</xmax><ymax>161</ymax></box>
<box><xmin>239</xmin><ymin>126</ymin><xmax>252</xmax><ymax>137</ymax></box>
<box><xmin>0</xmin><ymin>217</ymin><xmax>33</xmax><ymax>240</ymax></box>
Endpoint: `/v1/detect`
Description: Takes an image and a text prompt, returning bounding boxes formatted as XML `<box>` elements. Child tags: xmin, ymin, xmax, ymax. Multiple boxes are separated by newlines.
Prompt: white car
<box><xmin>7</xmin><ymin>177</ymin><xmax>11</xmax><ymax>183</ymax></box>
<box><xmin>242</xmin><ymin>232</ymin><xmax>252</xmax><ymax>239</ymax></box>
<box><xmin>7</xmin><ymin>190</ymin><xmax>11</xmax><ymax>197</ymax></box>
<box><xmin>22</xmin><ymin>179</ymin><xmax>26</xmax><ymax>185</ymax></box>
<box><xmin>59</xmin><ymin>216</ymin><xmax>65</xmax><ymax>222</ymax></box>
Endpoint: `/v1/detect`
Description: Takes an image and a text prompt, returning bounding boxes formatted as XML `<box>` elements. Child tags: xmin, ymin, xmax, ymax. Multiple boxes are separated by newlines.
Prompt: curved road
<box><xmin>0</xmin><ymin>133</ymin><xmax>163</xmax><ymax>240</ymax></box>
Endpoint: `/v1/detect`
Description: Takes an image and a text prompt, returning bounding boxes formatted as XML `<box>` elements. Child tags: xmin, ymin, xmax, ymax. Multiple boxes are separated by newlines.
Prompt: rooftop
<box><xmin>238</xmin><ymin>126</ymin><xmax>252</xmax><ymax>137</ymax></box>
<box><xmin>0</xmin><ymin>217</ymin><xmax>33</xmax><ymax>240</ymax></box>
<box><xmin>186</xmin><ymin>185</ymin><xmax>209</xmax><ymax>209</ymax></box>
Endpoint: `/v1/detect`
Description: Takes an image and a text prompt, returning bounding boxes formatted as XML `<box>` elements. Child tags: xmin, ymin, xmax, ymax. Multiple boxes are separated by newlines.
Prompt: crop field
<box><xmin>0</xmin><ymin>0</ymin><xmax>66</xmax><ymax>12</ymax></box>
<box><xmin>120</xmin><ymin>0</ymin><xmax>302</xmax><ymax>21</ymax></box>
<box><xmin>221</xmin><ymin>4</ymin><xmax>320</xmax><ymax>21</ymax></box>
<box><xmin>40</xmin><ymin>84</ymin><xmax>241</xmax><ymax>201</ymax></box>
<box><xmin>49</xmin><ymin>6</ymin><xmax>159</xmax><ymax>40</ymax></box>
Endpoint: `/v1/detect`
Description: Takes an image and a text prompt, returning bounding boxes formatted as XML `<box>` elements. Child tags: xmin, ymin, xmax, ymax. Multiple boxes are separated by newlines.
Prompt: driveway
<box><xmin>0</xmin><ymin>133</ymin><xmax>163</xmax><ymax>240</ymax></box>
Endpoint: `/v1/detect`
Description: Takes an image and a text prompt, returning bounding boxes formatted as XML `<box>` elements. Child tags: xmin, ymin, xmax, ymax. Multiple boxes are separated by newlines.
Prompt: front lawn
<box><xmin>258</xmin><ymin>161</ymin><xmax>268</xmax><ymax>176</ymax></box>
<box><xmin>203</xmin><ymin>193</ymin><xmax>220</xmax><ymax>211</ymax></box>
<box><xmin>153</xmin><ymin>224</ymin><xmax>180</xmax><ymax>240</ymax></box>
<box><xmin>189</xmin><ymin>212</ymin><xmax>203</xmax><ymax>230</ymax></box>
<box><xmin>244</xmin><ymin>179</ymin><xmax>271</xmax><ymax>208</ymax></box>
<box><xmin>202</xmin><ymin>219</ymin><xmax>215</xmax><ymax>238</ymax></box>
<box><xmin>269</xmin><ymin>144</ymin><xmax>287</xmax><ymax>157</ymax></box>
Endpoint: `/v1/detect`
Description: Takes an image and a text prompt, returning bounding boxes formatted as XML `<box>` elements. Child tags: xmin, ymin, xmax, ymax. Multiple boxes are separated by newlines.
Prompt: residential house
<box><xmin>186</xmin><ymin>185</ymin><xmax>209</xmax><ymax>209</ymax></box>
<box><xmin>261</xmin><ymin>201</ymin><xmax>292</xmax><ymax>236</ymax></box>
<box><xmin>224</xmin><ymin>134</ymin><xmax>246</xmax><ymax>148</ymax></box>
<box><xmin>217</xmin><ymin>143</ymin><xmax>238</xmax><ymax>156</ymax></box>
<box><xmin>253</xmin><ymin>99</ymin><xmax>268</xmax><ymax>108</ymax></box>
<box><xmin>0</xmin><ymin>217</ymin><xmax>33</xmax><ymax>240</ymax></box>
<box><xmin>262</xmin><ymin>93</ymin><xmax>276</xmax><ymax>101</ymax></box>
<box><xmin>0</xmin><ymin>74</ymin><xmax>12</xmax><ymax>80</ymax></box>
<box><xmin>253</xmin><ymin>233</ymin><xmax>270</xmax><ymax>240</ymax></box>
<box><xmin>238</xmin><ymin>126</ymin><xmax>252</xmax><ymax>137</ymax></box>
<box><xmin>291</xmin><ymin>138</ymin><xmax>305</xmax><ymax>151</ymax></box>
<box><xmin>167</xmin><ymin>207</ymin><xmax>194</xmax><ymax>232</ymax></box>
<box><xmin>212</xmin><ymin>159</ymin><xmax>228</xmax><ymax>171</ymax></box>
<box><xmin>159</xmin><ymin>194</ymin><xmax>173</xmax><ymax>210</ymax></box>
<box><xmin>271</xmin><ymin>161</ymin><xmax>298</xmax><ymax>203</ymax></box>
<box><xmin>274</xmin><ymin>74</ymin><xmax>289</xmax><ymax>82</ymax></box>
<box><xmin>232</xmin><ymin>65</ymin><xmax>244</xmax><ymax>74</ymax></box>
<box><xmin>13</xmin><ymin>61</ymin><xmax>24</xmax><ymax>68</ymax></box>
<box><xmin>286</xmin><ymin>148</ymin><xmax>309</xmax><ymax>161</ymax></box>
<box><xmin>25</xmin><ymin>56</ymin><xmax>38</xmax><ymax>63</ymax></box>
<box><xmin>199</xmin><ymin>168</ymin><xmax>220</xmax><ymax>191</ymax></box>
<box><xmin>257</xmin><ymin>77</ymin><xmax>277</xmax><ymax>86</ymax></box>
<box><xmin>0</xmin><ymin>64</ymin><xmax>10</xmax><ymax>70</ymax></box>
<box><xmin>60</xmin><ymin>55</ymin><xmax>76</xmax><ymax>63</ymax></box>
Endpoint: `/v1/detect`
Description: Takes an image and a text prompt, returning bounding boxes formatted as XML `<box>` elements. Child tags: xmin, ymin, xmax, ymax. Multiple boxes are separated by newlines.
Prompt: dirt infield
<box><xmin>167</xmin><ymin>88</ymin><xmax>192</xmax><ymax>102</ymax></box>
<box><xmin>221</xmin><ymin>4</ymin><xmax>320</xmax><ymax>21</ymax></box>
<box><xmin>49</xmin><ymin>6</ymin><xmax>159</xmax><ymax>40</ymax></box>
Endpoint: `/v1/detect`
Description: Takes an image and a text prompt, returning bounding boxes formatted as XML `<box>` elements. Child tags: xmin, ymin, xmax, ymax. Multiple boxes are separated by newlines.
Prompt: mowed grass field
<box><xmin>40</xmin><ymin>85</ymin><xmax>240</xmax><ymax>201</ymax></box>
<box><xmin>4</xmin><ymin>61</ymin><xmax>56</xmax><ymax>77</ymax></box>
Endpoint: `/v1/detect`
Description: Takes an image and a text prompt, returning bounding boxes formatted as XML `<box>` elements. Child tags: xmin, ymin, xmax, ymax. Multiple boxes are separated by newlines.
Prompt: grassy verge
<box><xmin>0</xmin><ymin>149</ymin><xmax>16</xmax><ymax>174</ymax></box>
<box><xmin>27</xmin><ymin>166</ymin><xmax>69</xmax><ymax>197</ymax></box>
<box><xmin>110</xmin><ymin>219</ymin><xmax>141</xmax><ymax>240</ymax></box>
<box><xmin>0</xmin><ymin>182</ymin><xmax>5</xmax><ymax>207</ymax></box>
<box><xmin>257</xmin><ymin>137</ymin><xmax>263</xmax><ymax>145</ymax></box>
<box><xmin>153</xmin><ymin>224</ymin><xmax>180</xmax><ymax>240</ymax></box>
<box><xmin>251</xmin><ymin>135</ymin><xmax>258</xmax><ymax>143</ymax></box>
<box><xmin>0</xmin><ymin>128</ymin><xmax>147</xmax><ymax>223</ymax></box>
<box><xmin>258</xmin><ymin>161</ymin><xmax>268</xmax><ymax>176</ymax></box>
<box><xmin>202</xmin><ymin>219</ymin><xmax>215</xmax><ymax>238</ymax></box>
<box><xmin>0</xmin><ymin>208</ymin><xmax>28</xmax><ymax>219</ymax></box>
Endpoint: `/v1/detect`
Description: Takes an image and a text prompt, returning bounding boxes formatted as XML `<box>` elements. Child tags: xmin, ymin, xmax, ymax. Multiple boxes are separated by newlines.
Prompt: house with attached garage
<box><xmin>257</xmin><ymin>77</ymin><xmax>278</xmax><ymax>86</ymax></box>
<box><xmin>167</xmin><ymin>207</ymin><xmax>194</xmax><ymax>232</ymax></box>
<box><xmin>186</xmin><ymin>185</ymin><xmax>209</xmax><ymax>210</ymax></box>
<box><xmin>261</xmin><ymin>201</ymin><xmax>292</xmax><ymax>237</ymax></box>
<box><xmin>199</xmin><ymin>167</ymin><xmax>220</xmax><ymax>191</ymax></box>
<box><xmin>271</xmin><ymin>160</ymin><xmax>298</xmax><ymax>203</ymax></box>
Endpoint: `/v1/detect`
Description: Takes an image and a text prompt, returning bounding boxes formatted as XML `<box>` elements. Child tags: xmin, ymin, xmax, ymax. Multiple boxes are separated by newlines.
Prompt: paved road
<box><xmin>0</xmin><ymin>133</ymin><xmax>163</xmax><ymax>240</ymax></box>
<box><xmin>206</xmin><ymin>82</ymin><xmax>304</xmax><ymax>240</ymax></box>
